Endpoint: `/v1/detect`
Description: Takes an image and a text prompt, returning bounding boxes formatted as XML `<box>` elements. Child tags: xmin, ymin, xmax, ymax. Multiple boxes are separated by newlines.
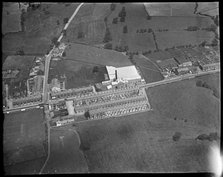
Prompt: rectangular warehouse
<box><xmin>106</xmin><ymin>65</ymin><xmax>142</xmax><ymax>81</ymax></box>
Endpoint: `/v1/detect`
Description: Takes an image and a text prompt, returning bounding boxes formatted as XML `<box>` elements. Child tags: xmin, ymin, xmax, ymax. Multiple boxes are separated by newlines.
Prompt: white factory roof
<box><xmin>106</xmin><ymin>65</ymin><xmax>141</xmax><ymax>81</ymax></box>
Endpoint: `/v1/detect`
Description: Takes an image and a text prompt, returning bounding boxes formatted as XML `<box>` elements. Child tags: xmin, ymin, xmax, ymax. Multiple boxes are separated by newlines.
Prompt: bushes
<box><xmin>123</xmin><ymin>25</ymin><xmax>128</xmax><ymax>33</ymax></box>
<box><xmin>195</xmin><ymin>132</ymin><xmax>219</xmax><ymax>141</ymax></box>
<box><xmin>103</xmin><ymin>28</ymin><xmax>112</xmax><ymax>43</ymax></box>
<box><xmin>110</xmin><ymin>3</ymin><xmax>116</xmax><ymax>11</ymax></box>
<box><xmin>63</xmin><ymin>17</ymin><xmax>69</xmax><ymax>25</ymax></box>
<box><xmin>172</xmin><ymin>132</ymin><xmax>182</xmax><ymax>141</ymax></box>
<box><xmin>185</xmin><ymin>26</ymin><xmax>200</xmax><ymax>31</ymax></box>
<box><xmin>112</xmin><ymin>17</ymin><xmax>118</xmax><ymax>24</ymax></box>
<box><xmin>104</xmin><ymin>43</ymin><xmax>112</xmax><ymax>50</ymax></box>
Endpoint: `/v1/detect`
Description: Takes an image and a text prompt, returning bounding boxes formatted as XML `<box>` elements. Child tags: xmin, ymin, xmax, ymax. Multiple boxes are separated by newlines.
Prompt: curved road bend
<box><xmin>39</xmin><ymin>3</ymin><xmax>84</xmax><ymax>174</ymax></box>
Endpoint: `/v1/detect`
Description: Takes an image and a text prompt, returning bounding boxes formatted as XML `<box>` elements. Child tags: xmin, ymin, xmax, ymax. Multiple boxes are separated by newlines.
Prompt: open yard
<box><xmin>4</xmin><ymin>108</ymin><xmax>46</xmax><ymax>174</ymax></box>
<box><xmin>42</xmin><ymin>126</ymin><xmax>88</xmax><ymax>173</ymax></box>
<box><xmin>76</xmin><ymin>73</ymin><xmax>220</xmax><ymax>172</ymax></box>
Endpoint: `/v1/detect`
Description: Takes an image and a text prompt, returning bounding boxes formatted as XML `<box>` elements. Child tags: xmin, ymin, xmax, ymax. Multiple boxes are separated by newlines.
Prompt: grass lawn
<box><xmin>4</xmin><ymin>108</ymin><xmax>46</xmax><ymax>173</ymax></box>
<box><xmin>197</xmin><ymin>2</ymin><xmax>218</xmax><ymax>16</ymax></box>
<box><xmin>42</xmin><ymin>127</ymin><xmax>88</xmax><ymax>173</ymax></box>
<box><xmin>76</xmin><ymin>74</ymin><xmax>220</xmax><ymax>172</ymax></box>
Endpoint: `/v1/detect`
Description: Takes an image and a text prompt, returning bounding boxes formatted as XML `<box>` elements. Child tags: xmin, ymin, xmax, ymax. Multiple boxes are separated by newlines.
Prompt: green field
<box><xmin>105</xmin><ymin>3</ymin><xmax>215</xmax><ymax>53</ymax></box>
<box><xmin>64</xmin><ymin>43</ymin><xmax>132</xmax><ymax>68</ymax></box>
<box><xmin>3</xmin><ymin>3</ymin><xmax>79</xmax><ymax>55</ymax></box>
<box><xmin>133</xmin><ymin>55</ymin><xmax>164</xmax><ymax>83</ymax></box>
<box><xmin>42</xmin><ymin>127</ymin><xmax>88</xmax><ymax>173</ymax></box>
<box><xmin>63</xmin><ymin>3</ymin><xmax>110</xmax><ymax>44</ymax></box>
<box><xmin>144</xmin><ymin>2</ymin><xmax>197</xmax><ymax>16</ymax></box>
<box><xmin>49</xmin><ymin>60</ymin><xmax>107</xmax><ymax>89</ymax></box>
<box><xmin>4</xmin><ymin>109</ymin><xmax>46</xmax><ymax>174</ymax></box>
<box><xmin>75</xmin><ymin>73</ymin><xmax>220</xmax><ymax>172</ymax></box>
<box><xmin>155</xmin><ymin>31</ymin><xmax>215</xmax><ymax>50</ymax></box>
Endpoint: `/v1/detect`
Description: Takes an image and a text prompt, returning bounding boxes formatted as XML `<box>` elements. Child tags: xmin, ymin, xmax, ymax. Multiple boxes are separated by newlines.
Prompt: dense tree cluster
<box><xmin>136</xmin><ymin>28</ymin><xmax>153</xmax><ymax>33</ymax></box>
<box><xmin>110</xmin><ymin>3</ymin><xmax>116</xmax><ymax>11</ymax></box>
<box><xmin>63</xmin><ymin>17</ymin><xmax>69</xmax><ymax>25</ymax></box>
<box><xmin>185</xmin><ymin>26</ymin><xmax>200</xmax><ymax>31</ymax></box>
<box><xmin>123</xmin><ymin>25</ymin><xmax>128</xmax><ymax>33</ymax></box>
<box><xmin>104</xmin><ymin>43</ymin><xmax>113</xmax><ymax>50</ymax></box>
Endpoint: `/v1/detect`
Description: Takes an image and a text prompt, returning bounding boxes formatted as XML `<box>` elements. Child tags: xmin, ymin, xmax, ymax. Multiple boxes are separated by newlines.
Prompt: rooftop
<box><xmin>106</xmin><ymin>65</ymin><xmax>141</xmax><ymax>81</ymax></box>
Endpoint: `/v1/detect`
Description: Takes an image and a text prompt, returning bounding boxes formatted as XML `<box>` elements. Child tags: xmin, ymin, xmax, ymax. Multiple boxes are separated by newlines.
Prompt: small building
<box><xmin>202</xmin><ymin>62</ymin><xmax>220</xmax><ymax>71</ymax></box>
<box><xmin>157</xmin><ymin>57</ymin><xmax>179</xmax><ymax>72</ymax></box>
<box><xmin>179</xmin><ymin>61</ymin><xmax>192</xmax><ymax>67</ymax></box>
<box><xmin>2</xmin><ymin>69</ymin><xmax>20</xmax><ymax>79</ymax></box>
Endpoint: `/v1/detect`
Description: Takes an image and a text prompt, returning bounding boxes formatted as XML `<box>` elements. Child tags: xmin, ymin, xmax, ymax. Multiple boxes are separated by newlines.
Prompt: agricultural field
<box><xmin>2</xmin><ymin>2</ymin><xmax>22</xmax><ymax>34</ymax></box>
<box><xmin>133</xmin><ymin>55</ymin><xmax>164</xmax><ymax>83</ymax></box>
<box><xmin>104</xmin><ymin>3</ymin><xmax>215</xmax><ymax>53</ymax></box>
<box><xmin>144</xmin><ymin>2</ymin><xmax>197</xmax><ymax>16</ymax></box>
<box><xmin>2</xmin><ymin>3</ymin><xmax>79</xmax><ymax>55</ymax></box>
<box><xmin>64</xmin><ymin>43</ymin><xmax>132</xmax><ymax>68</ymax></box>
<box><xmin>42</xmin><ymin>126</ymin><xmax>88</xmax><ymax>173</ymax></box>
<box><xmin>155</xmin><ymin>31</ymin><xmax>215</xmax><ymax>50</ymax></box>
<box><xmin>4</xmin><ymin>108</ymin><xmax>46</xmax><ymax>174</ymax></box>
<box><xmin>63</xmin><ymin>3</ymin><xmax>110</xmax><ymax>44</ymax></box>
<box><xmin>196</xmin><ymin>2</ymin><xmax>218</xmax><ymax>16</ymax></box>
<box><xmin>76</xmin><ymin>74</ymin><xmax>220</xmax><ymax>172</ymax></box>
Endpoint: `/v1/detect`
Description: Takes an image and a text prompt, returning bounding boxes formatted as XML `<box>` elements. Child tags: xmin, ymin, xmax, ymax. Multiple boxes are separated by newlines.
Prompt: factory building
<box><xmin>106</xmin><ymin>65</ymin><xmax>142</xmax><ymax>82</ymax></box>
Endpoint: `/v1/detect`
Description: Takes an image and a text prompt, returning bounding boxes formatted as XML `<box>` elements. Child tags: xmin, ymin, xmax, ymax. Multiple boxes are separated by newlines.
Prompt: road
<box><xmin>42</xmin><ymin>3</ymin><xmax>84</xmax><ymax>104</ymax></box>
<box><xmin>39</xmin><ymin>3</ymin><xmax>84</xmax><ymax>174</ymax></box>
<box><xmin>141</xmin><ymin>69</ymin><xmax>220</xmax><ymax>89</ymax></box>
<box><xmin>57</xmin><ymin>3</ymin><xmax>84</xmax><ymax>42</ymax></box>
<box><xmin>3</xmin><ymin>103</ymin><xmax>42</xmax><ymax>114</ymax></box>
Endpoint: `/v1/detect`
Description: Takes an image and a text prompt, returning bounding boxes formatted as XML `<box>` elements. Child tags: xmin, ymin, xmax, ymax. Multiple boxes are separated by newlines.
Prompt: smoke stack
<box><xmin>115</xmin><ymin>70</ymin><xmax>117</xmax><ymax>80</ymax></box>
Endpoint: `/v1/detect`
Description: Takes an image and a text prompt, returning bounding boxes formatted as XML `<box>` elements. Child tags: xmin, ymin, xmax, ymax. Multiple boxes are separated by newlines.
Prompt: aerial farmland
<box><xmin>3</xmin><ymin>2</ymin><xmax>220</xmax><ymax>175</ymax></box>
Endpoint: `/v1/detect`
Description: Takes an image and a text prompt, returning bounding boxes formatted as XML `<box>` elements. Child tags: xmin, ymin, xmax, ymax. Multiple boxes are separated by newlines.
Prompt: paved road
<box><xmin>57</xmin><ymin>3</ymin><xmax>84</xmax><ymax>42</ymax></box>
<box><xmin>3</xmin><ymin>103</ymin><xmax>42</xmax><ymax>114</ymax></box>
<box><xmin>43</xmin><ymin>3</ymin><xmax>84</xmax><ymax>104</ymax></box>
<box><xmin>39</xmin><ymin>3</ymin><xmax>84</xmax><ymax>174</ymax></box>
<box><xmin>142</xmin><ymin>69</ymin><xmax>220</xmax><ymax>89</ymax></box>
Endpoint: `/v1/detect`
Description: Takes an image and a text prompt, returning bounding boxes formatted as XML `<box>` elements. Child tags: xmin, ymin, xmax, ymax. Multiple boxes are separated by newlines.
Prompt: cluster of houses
<box><xmin>154</xmin><ymin>46</ymin><xmax>220</xmax><ymax>78</ymax></box>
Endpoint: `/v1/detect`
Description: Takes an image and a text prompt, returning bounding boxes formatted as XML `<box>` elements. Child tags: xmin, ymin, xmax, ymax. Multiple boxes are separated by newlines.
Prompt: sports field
<box><xmin>4</xmin><ymin>108</ymin><xmax>46</xmax><ymax>174</ymax></box>
<box><xmin>76</xmin><ymin>73</ymin><xmax>220</xmax><ymax>172</ymax></box>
